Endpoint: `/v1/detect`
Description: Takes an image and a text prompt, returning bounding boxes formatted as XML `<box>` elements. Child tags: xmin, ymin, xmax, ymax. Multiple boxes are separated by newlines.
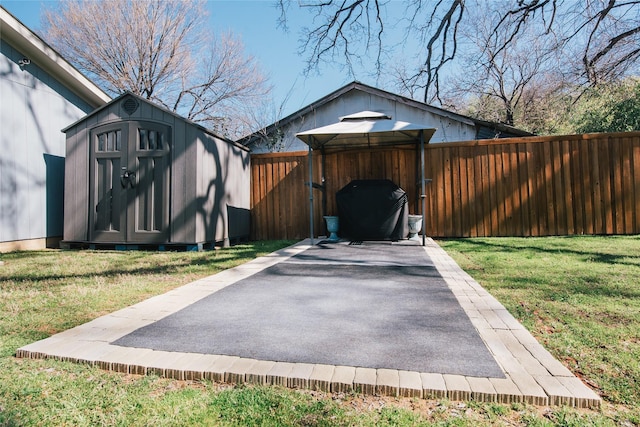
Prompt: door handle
<box><xmin>120</xmin><ymin>169</ymin><xmax>136</xmax><ymax>189</ymax></box>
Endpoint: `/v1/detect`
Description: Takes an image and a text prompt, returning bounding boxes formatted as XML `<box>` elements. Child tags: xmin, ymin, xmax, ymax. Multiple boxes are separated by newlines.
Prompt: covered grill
<box><xmin>336</xmin><ymin>180</ymin><xmax>408</xmax><ymax>240</ymax></box>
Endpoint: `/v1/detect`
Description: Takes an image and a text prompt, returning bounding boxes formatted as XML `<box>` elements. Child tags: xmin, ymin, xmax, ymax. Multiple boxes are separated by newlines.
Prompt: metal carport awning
<box><xmin>295</xmin><ymin>111</ymin><xmax>436</xmax><ymax>246</ymax></box>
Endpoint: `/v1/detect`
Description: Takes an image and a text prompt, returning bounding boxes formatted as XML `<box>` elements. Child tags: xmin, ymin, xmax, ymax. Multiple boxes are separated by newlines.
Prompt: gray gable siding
<box><xmin>1</xmin><ymin>38</ymin><xmax>97</xmax><ymax>247</ymax></box>
<box><xmin>246</xmin><ymin>84</ymin><xmax>475</xmax><ymax>153</ymax></box>
<box><xmin>244</xmin><ymin>82</ymin><xmax>531</xmax><ymax>154</ymax></box>
<box><xmin>247</xmin><ymin>86</ymin><xmax>478</xmax><ymax>153</ymax></box>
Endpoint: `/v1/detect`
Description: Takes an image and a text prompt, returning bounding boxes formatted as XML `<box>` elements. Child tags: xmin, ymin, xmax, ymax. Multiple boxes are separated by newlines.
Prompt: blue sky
<box><xmin>1</xmin><ymin>0</ymin><xmax>386</xmax><ymax>118</ymax></box>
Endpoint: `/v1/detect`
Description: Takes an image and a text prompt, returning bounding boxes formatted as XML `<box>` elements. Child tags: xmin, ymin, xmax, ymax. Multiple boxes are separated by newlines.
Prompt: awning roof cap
<box><xmin>339</xmin><ymin>111</ymin><xmax>391</xmax><ymax>121</ymax></box>
<box><xmin>296</xmin><ymin>110</ymin><xmax>437</xmax><ymax>151</ymax></box>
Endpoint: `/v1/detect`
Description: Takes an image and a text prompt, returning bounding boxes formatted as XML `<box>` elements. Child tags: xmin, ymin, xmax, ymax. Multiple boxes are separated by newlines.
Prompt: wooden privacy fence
<box><xmin>250</xmin><ymin>132</ymin><xmax>640</xmax><ymax>240</ymax></box>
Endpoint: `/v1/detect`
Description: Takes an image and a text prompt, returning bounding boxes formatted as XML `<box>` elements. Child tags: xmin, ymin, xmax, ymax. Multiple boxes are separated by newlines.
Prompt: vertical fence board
<box><xmin>612</xmin><ymin>136</ymin><xmax>624</xmax><ymax>234</ymax></box>
<box><xmin>425</xmin><ymin>147</ymin><xmax>437</xmax><ymax>233</ymax></box>
<box><xmin>601</xmin><ymin>140</ymin><xmax>614</xmax><ymax>234</ymax></box>
<box><xmin>404</xmin><ymin>150</ymin><xmax>416</xmax><ymax>210</ymax></box>
<box><xmin>621</xmin><ymin>137</ymin><xmax>633</xmax><ymax>233</ymax></box>
<box><xmin>470</xmin><ymin>145</ymin><xmax>479</xmax><ymax>237</ymax></box>
<box><xmin>441</xmin><ymin>147</ymin><xmax>451</xmax><ymax>236</ymax></box>
<box><xmin>273</xmin><ymin>158</ymin><xmax>282</xmax><ymax>239</ymax></box>
<box><xmin>254</xmin><ymin>159</ymin><xmax>263</xmax><ymax>240</ymax></box>
<box><xmin>280</xmin><ymin>160</ymin><xmax>291</xmax><ymax>239</ymax></box>
<box><xmin>435</xmin><ymin>148</ymin><xmax>446</xmax><ymax>236</ymax></box>
<box><xmin>486</xmin><ymin>145</ymin><xmax>497</xmax><ymax>235</ymax></box>
<box><xmin>251</xmin><ymin>160</ymin><xmax>258</xmax><ymax>238</ymax></box>
<box><xmin>496</xmin><ymin>147</ymin><xmax>505</xmax><ymax>236</ymax></box>
<box><xmin>465</xmin><ymin>146</ymin><xmax>473</xmax><ymax>237</ymax></box>
<box><xmin>460</xmin><ymin>147</ymin><xmax>469</xmax><ymax>237</ymax></box>
<box><xmin>480</xmin><ymin>146</ymin><xmax>492</xmax><ymax>236</ymax></box>
<box><xmin>541</xmin><ymin>142</ymin><xmax>554</xmax><ymax>235</ymax></box>
<box><xmin>551</xmin><ymin>140</ymin><xmax>563</xmax><ymax>235</ymax></box>
<box><xmin>561</xmin><ymin>140</ymin><xmax>574</xmax><ymax>234</ymax></box>
<box><xmin>570</xmin><ymin>140</ymin><xmax>584</xmax><ymax>235</ymax></box>
<box><xmin>506</xmin><ymin>144</ymin><xmax>519</xmax><ymax>236</ymax></box>
<box><xmin>530</xmin><ymin>143</ymin><xmax>542</xmax><ymax>235</ymax></box>
<box><xmin>633</xmin><ymin>139</ymin><xmax>640</xmax><ymax>231</ymax></box>
<box><xmin>592</xmin><ymin>141</ymin><xmax>604</xmax><ymax>234</ymax></box>
<box><xmin>451</xmin><ymin>147</ymin><xmax>462</xmax><ymax>236</ymax></box>
<box><xmin>517</xmin><ymin>144</ymin><xmax>530</xmax><ymax>236</ymax></box>
<box><xmin>506</xmin><ymin>145</ymin><xmax>516</xmax><ymax>235</ymax></box>
<box><xmin>582</xmin><ymin>140</ymin><xmax>595</xmax><ymax>234</ymax></box>
<box><xmin>255</xmin><ymin>159</ymin><xmax>265</xmax><ymax>239</ymax></box>
<box><xmin>502</xmin><ymin>145</ymin><xmax>512</xmax><ymax>236</ymax></box>
<box><xmin>287</xmin><ymin>158</ymin><xmax>295</xmax><ymax>239</ymax></box>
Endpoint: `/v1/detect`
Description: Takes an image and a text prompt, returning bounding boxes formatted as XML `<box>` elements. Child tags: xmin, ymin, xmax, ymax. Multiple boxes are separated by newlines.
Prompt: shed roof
<box><xmin>62</xmin><ymin>91</ymin><xmax>249</xmax><ymax>152</ymax></box>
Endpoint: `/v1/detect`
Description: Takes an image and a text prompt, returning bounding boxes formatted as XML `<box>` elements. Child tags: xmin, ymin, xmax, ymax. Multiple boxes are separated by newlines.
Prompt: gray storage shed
<box><xmin>62</xmin><ymin>92</ymin><xmax>250</xmax><ymax>249</ymax></box>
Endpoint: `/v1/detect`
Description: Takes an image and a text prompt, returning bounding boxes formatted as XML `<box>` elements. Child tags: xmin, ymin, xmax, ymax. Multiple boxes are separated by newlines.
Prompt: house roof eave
<box><xmin>1</xmin><ymin>6</ymin><xmax>111</xmax><ymax>108</ymax></box>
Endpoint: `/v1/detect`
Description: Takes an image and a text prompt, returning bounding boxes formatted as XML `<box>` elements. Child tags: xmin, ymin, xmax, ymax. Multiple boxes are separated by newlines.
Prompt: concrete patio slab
<box><xmin>112</xmin><ymin>241</ymin><xmax>504</xmax><ymax>378</ymax></box>
<box><xmin>15</xmin><ymin>239</ymin><xmax>601</xmax><ymax>408</ymax></box>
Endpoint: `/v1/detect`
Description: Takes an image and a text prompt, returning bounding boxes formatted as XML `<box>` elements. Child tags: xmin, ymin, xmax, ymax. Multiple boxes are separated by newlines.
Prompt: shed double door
<box><xmin>89</xmin><ymin>121</ymin><xmax>171</xmax><ymax>243</ymax></box>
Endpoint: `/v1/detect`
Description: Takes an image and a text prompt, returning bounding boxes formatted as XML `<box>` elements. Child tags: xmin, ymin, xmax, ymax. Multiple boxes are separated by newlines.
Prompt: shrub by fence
<box><xmin>250</xmin><ymin>132</ymin><xmax>640</xmax><ymax>240</ymax></box>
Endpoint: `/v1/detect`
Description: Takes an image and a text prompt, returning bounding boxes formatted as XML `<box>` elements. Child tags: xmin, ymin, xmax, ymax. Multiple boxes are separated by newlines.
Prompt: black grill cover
<box><xmin>336</xmin><ymin>179</ymin><xmax>408</xmax><ymax>240</ymax></box>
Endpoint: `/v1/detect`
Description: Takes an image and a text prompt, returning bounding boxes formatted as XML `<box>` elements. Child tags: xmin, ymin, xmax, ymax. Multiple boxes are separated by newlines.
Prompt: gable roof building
<box><xmin>1</xmin><ymin>6</ymin><xmax>111</xmax><ymax>251</ymax></box>
<box><xmin>61</xmin><ymin>91</ymin><xmax>250</xmax><ymax>249</ymax></box>
<box><xmin>241</xmin><ymin>81</ymin><xmax>532</xmax><ymax>153</ymax></box>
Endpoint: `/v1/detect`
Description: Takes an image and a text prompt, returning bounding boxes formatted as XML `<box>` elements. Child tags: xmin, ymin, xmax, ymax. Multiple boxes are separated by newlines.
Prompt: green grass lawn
<box><xmin>1</xmin><ymin>236</ymin><xmax>639</xmax><ymax>426</ymax></box>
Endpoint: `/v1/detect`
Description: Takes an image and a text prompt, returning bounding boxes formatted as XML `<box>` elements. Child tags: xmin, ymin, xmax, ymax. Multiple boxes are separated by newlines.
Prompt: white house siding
<box><xmin>0</xmin><ymin>39</ymin><xmax>95</xmax><ymax>249</ymax></box>
<box><xmin>249</xmin><ymin>87</ymin><xmax>477</xmax><ymax>153</ymax></box>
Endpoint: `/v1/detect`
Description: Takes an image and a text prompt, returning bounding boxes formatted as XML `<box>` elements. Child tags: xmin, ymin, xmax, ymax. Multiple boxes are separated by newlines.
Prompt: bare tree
<box><xmin>571</xmin><ymin>1</ymin><xmax>640</xmax><ymax>84</ymax></box>
<box><xmin>278</xmin><ymin>0</ymin><xmax>640</xmax><ymax>103</ymax></box>
<box><xmin>445</xmin><ymin>3</ymin><xmax>564</xmax><ymax>127</ymax></box>
<box><xmin>43</xmin><ymin>0</ymin><xmax>271</xmax><ymax>139</ymax></box>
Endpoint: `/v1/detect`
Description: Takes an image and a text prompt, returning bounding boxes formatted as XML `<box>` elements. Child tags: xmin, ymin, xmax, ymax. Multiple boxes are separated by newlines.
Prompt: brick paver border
<box><xmin>16</xmin><ymin>239</ymin><xmax>601</xmax><ymax>408</ymax></box>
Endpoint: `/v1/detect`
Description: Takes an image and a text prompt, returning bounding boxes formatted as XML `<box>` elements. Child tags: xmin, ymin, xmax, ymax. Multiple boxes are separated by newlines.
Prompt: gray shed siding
<box><xmin>63</xmin><ymin>94</ymin><xmax>250</xmax><ymax>246</ymax></box>
<box><xmin>250</xmin><ymin>88</ymin><xmax>477</xmax><ymax>153</ymax></box>
<box><xmin>1</xmin><ymin>38</ymin><xmax>95</xmax><ymax>248</ymax></box>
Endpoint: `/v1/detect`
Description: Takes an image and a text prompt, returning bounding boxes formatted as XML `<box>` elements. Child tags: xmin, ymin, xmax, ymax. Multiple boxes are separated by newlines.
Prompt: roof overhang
<box><xmin>1</xmin><ymin>7</ymin><xmax>111</xmax><ymax>108</ymax></box>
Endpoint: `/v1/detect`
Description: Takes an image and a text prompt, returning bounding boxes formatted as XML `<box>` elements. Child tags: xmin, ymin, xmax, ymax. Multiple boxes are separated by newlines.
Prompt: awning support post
<box><xmin>321</xmin><ymin>147</ymin><xmax>327</xmax><ymax>220</ymax></box>
<box><xmin>420</xmin><ymin>130</ymin><xmax>426</xmax><ymax>246</ymax></box>
<box><xmin>308</xmin><ymin>141</ymin><xmax>314</xmax><ymax>245</ymax></box>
